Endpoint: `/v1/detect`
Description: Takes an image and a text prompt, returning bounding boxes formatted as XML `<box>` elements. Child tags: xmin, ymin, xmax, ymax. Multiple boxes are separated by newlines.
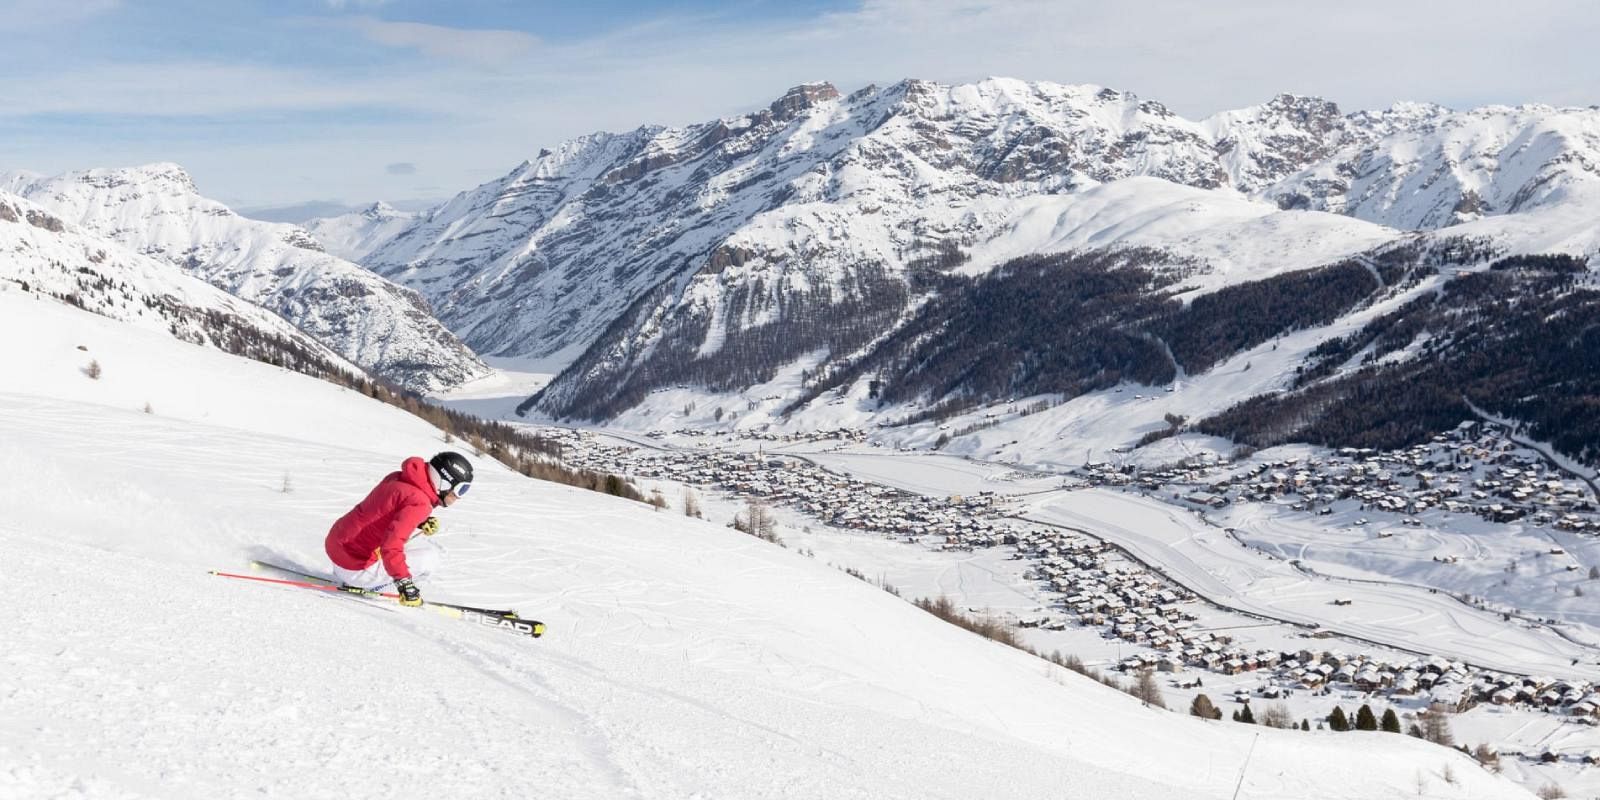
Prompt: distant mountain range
<box><xmin>3</xmin><ymin>165</ymin><xmax>486</xmax><ymax>393</ymax></box>
<box><xmin>0</xmin><ymin>189</ymin><xmax>359</xmax><ymax>381</ymax></box>
<box><xmin>240</xmin><ymin>198</ymin><xmax>439</xmax><ymax>225</ymax></box>
<box><xmin>10</xmin><ymin>78</ymin><xmax>1597</xmax><ymax>465</ymax></box>
<box><xmin>309</xmin><ymin>78</ymin><xmax>1597</xmax><ymax>461</ymax></box>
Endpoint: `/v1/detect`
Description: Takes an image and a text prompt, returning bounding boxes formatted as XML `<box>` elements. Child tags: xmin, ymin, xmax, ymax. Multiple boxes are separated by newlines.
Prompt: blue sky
<box><xmin>3</xmin><ymin>0</ymin><xmax>1596</xmax><ymax>213</ymax></box>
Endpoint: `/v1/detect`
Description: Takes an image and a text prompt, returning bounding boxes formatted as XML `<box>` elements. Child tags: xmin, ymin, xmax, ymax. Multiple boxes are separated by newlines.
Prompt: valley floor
<box><xmin>508</xmin><ymin>413</ymin><xmax>1600</xmax><ymax>799</ymax></box>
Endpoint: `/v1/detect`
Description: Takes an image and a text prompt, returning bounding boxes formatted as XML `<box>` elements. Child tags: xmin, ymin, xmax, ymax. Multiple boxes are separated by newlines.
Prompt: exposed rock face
<box><xmin>768</xmin><ymin>82</ymin><xmax>841</xmax><ymax>120</ymax></box>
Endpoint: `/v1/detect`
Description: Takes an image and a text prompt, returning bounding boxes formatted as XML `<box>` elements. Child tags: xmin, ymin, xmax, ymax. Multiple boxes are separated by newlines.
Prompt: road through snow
<box><xmin>1027</xmin><ymin>489</ymin><xmax>1600</xmax><ymax>681</ymax></box>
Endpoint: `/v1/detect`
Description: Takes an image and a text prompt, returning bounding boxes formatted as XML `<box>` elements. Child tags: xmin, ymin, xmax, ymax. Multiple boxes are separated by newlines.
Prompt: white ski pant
<box><xmin>330</xmin><ymin>536</ymin><xmax>444</xmax><ymax>589</ymax></box>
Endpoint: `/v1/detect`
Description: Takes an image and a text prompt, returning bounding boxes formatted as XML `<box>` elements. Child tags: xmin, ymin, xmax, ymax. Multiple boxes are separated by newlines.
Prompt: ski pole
<box><xmin>214</xmin><ymin>570</ymin><xmax>384</xmax><ymax>596</ymax></box>
<box><xmin>216</xmin><ymin>570</ymin><xmax>519</xmax><ymax>618</ymax></box>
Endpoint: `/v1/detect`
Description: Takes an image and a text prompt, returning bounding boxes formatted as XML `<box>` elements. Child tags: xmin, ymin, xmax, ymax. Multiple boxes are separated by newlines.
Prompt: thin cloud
<box><xmin>0</xmin><ymin>0</ymin><xmax>119</xmax><ymax>31</ymax></box>
<box><xmin>346</xmin><ymin>16</ymin><xmax>539</xmax><ymax>66</ymax></box>
<box><xmin>386</xmin><ymin>162</ymin><xmax>416</xmax><ymax>175</ymax></box>
<box><xmin>0</xmin><ymin>62</ymin><xmax>402</xmax><ymax>117</ymax></box>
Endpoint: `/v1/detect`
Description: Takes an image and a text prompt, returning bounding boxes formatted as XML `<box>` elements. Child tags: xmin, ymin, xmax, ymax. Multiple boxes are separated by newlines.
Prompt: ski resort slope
<box><xmin>0</xmin><ymin>292</ymin><xmax>1528</xmax><ymax>799</ymax></box>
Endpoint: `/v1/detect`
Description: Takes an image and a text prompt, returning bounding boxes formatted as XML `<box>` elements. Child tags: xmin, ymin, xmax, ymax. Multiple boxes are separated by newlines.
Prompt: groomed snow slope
<box><xmin>956</xmin><ymin>177</ymin><xmax>1398</xmax><ymax>289</ymax></box>
<box><xmin>0</xmin><ymin>291</ymin><xmax>1526</xmax><ymax>799</ymax></box>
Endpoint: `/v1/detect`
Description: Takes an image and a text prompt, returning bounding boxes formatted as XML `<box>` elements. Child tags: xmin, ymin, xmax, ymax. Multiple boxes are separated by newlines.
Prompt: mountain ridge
<box><xmin>8</xmin><ymin>164</ymin><xmax>488</xmax><ymax>393</ymax></box>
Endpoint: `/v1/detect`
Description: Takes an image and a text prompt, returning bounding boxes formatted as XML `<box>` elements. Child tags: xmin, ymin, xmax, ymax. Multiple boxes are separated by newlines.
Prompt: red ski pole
<box><xmin>209</xmin><ymin>570</ymin><xmax>398</xmax><ymax>598</ymax></box>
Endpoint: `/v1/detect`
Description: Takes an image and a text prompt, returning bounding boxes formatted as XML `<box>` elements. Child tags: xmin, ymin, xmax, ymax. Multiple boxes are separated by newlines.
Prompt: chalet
<box><xmin>1430</xmin><ymin>683</ymin><xmax>1473</xmax><ymax>713</ymax></box>
<box><xmin>1354</xmin><ymin>668</ymin><xmax>1386</xmax><ymax>691</ymax></box>
<box><xmin>1183</xmin><ymin>491</ymin><xmax>1228</xmax><ymax>508</ymax></box>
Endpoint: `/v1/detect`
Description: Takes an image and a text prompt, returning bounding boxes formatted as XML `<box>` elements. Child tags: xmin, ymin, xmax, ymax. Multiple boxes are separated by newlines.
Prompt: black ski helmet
<box><xmin>429</xmin><ymin>451</ymin><xmax>473</xmax><ymax>496</ymax></box>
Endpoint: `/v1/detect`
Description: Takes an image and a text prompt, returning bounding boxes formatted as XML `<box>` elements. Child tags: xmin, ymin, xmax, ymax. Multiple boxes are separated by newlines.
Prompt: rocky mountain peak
<box><xmin>362</xmin><ymin>201</ymin><xmax>401</xmax><ymax>219</ymax></box>
<box><xmin>77</xmin><ymin>162</ymin><xmax>201</xmax><ymax>196</ymax></box>
<box><xmin>769</xmin><ymin>82</ymin><xmax>840</xmax><ymax>120</ymax></box>
<box><xmin>1262</xmin><ymin>93</ymin><xmax>1343</xmax><ymax>128</ymax></box>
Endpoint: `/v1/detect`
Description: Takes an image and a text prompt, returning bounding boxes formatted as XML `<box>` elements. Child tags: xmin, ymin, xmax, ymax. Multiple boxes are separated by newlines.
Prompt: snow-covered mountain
<box><xmin>7</xmin><ymin>164</ymin><xmax>487</xmax><ymax>393</ymax></box>
<box><xmin>1269</xmin><ymin>103</ymin><xmax>1600</xmax><ymax>229</ymax></box>
<box><xmin>351</xmin><ymin>81</ymin><xmax>1387</xmax><ymax>405</ymax></box>
<box><xmin>0</xmin><ymin>190</ymin><xmax>359</xmax><ymax>380</ymax></box>
<box><xmin>0</xmin><ymin>288</ymin><xmax>1531</xmax><ymax>799</ymax></box>
<box><xmin>301</xmin><ymin>200</ymin><xmax>417</xmax><ymax>263</ymax></box>
<box><xmin>339</xmin><ymin>79</ymin><xmax>1599</xmax><ymax>429</ymax></box>
<box><xmin>1</xmin><ymin>168</ymin><xmax>40</xmax><ymax>195</ymax></box>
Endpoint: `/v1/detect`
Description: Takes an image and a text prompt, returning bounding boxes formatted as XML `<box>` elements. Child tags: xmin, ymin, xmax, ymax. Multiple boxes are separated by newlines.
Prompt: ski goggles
<box><xmin>445</xmin><ymin>480</ymin><xmax>472</xmax><ymax>498</ymax></box>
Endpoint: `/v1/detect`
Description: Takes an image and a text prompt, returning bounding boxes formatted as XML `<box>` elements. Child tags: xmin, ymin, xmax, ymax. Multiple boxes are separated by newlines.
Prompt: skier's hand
<box><xmin>418</xmin><ymin>516</ymin><xmax>440</xmax><ymax>536</ymax></box>
<box><xmin>396</xmin><ymin>578</ymin><xmax>423</xmax><ymax>607</ymax></box>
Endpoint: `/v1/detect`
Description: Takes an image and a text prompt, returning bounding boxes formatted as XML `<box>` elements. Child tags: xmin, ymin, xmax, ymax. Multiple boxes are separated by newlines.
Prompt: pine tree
<box><xmin>1232</xmin><ymin>703</ymin><xmax>1255</xmax><ymax>724</ymax></box>
<box><xmin>1328</xmin><ymin>706</ymin><xmax>1349</xmax><ymax>732</ymax></box>
<box><xmin>1380</xmin><ymin>708</ymin><xmax>1402</xmax><ymax>733</ymax></box>
<box><xmin>1189</xmin><ymin>694</ymin><xmax>1221</xmax><ymax>720</ymax></box>
<box><xmin>1355</xmin><ymin>704</ymin><xmax>1378</xmax><ymax>731</ymax></box>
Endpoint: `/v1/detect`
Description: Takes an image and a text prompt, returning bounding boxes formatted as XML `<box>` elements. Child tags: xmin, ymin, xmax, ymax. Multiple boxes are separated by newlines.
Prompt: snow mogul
<box><xmin>324</xmin><ymin>451</ymin><xmax>473</xmax><ymax>607</ymax></box>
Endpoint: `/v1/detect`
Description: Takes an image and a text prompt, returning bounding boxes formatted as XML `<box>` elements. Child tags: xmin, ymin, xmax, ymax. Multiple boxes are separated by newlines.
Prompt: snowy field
<box><xmin>427</xmin><ymin>355</ymin><xmax>556</xmax><ymax>417</ymax></box>
<box><xmin>0</xmin><ymin>290</ymin><xmax>1530</xmax><ymax>799</ymax></box>
<box><xmin>791</xmin><ymin>449</ymin><xmax>1066</xmax><ymax>497</ymax></box>
<box><xmin>760</xmin><ymin>443</ymin><xmax>1600</xmax><ymax>683</ymax></box>
<box><xmin>1028</xmin><ymin>489</ymin><xmax>1600</xmax><ymax>681</ymax></box>
<box><xmin>1221</xmin><ymin>502</ymin><xmax>1600</xmax><ymax>639</ymax></box>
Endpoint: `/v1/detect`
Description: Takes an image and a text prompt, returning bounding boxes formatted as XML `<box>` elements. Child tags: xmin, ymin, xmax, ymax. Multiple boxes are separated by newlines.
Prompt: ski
<box><xmin>461</xmin><ymin>610</ymin><xmax>544</xmax><ymax>638</ymax></box>
<box><xmin>211</xmin><ymin>570</ymin><xmax>544</xmax><ymax>639</ymax></box>
<box><xmin>250</xmin><ymin>560</ymin><xmax>525</xmax><ymax>621</ymax></box>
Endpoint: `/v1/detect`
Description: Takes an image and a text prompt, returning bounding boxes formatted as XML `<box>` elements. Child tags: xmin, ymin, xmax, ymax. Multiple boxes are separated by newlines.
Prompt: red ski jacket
<box><xmin>325</xmin><ymin>456</ymin><xmax>439</xmax><ymax>580</ymax></box>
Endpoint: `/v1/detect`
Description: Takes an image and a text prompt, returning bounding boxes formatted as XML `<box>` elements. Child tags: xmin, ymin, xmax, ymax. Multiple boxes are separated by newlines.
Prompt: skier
<box><xmin>324</xmin><ymin>451</ymin><xmax>473</xmax><ymax>607</ymax></box>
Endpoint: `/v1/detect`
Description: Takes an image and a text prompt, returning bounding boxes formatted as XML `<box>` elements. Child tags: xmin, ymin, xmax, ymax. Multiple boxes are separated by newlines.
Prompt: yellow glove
<box><xmin>418</xmin><ymin>516</ymin><xmax>440</xmax><ymax>536</ymax></box>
